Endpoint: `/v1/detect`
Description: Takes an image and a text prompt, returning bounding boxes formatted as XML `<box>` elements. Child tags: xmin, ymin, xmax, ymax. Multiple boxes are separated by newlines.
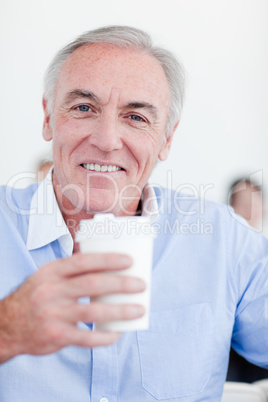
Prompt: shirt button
<box><xmin>99</xmin><ymin>398</ymin><xmax>108</xmax><ymax>402</ymax></box>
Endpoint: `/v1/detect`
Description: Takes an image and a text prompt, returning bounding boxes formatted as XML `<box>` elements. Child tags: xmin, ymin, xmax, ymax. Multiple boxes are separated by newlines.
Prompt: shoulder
<box><xmin>0</xmin><ymin>183</ymin><xmax>38</xmax><ymax>229</ymax></box>
<box><xmin>0</xmin><ymin>183</ymin><xmax>37</xmax><ymax>209</ymax></box>
<box><xmin>153</xmin><ymin>186</ymin><xmax>230</xmax><ymax>224</ymax></box>
<box><xmin>153</xmin><ymin>185</ymin><xmax>268</xmax><ymax>256</ymax></box>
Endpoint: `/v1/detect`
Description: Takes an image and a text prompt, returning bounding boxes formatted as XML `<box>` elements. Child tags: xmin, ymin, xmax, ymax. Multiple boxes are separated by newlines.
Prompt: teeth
<box><xmin>82</xmin><ymin>163</ymin><xmax>121</xmax><ymax>172</ymax></box>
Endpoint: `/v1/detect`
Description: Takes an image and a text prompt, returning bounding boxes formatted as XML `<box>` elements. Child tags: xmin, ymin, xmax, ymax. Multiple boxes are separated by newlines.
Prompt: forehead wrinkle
<box><xmin>59</xmin><ymin>45</ymin><xmax>170</xmax><ymax>113</ymax></box>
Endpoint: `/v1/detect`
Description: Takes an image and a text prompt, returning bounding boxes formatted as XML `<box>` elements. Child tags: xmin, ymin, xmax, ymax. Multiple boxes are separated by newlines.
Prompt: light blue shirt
<box><xmin>0</xmin><ymin>172</ymin><xmax>268</xmax><ymax>401</ymax></box>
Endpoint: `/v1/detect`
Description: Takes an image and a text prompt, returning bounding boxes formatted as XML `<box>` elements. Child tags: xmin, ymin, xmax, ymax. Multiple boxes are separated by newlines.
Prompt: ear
<box><xmin>158</xmin><ymin>121</ymin><xmax>179</xmax><ymax>161</ymax></box>
<box><xmin>42</xmin><ymin>98</ymin><xmax>53</xmax><ymax>141</ymax></box>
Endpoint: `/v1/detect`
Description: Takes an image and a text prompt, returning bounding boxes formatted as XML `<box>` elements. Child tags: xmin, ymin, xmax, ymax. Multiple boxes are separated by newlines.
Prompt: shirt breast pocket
<box><xmin>137</xmin><ymin>302</ymin><xmax>214</xmax><ymax>400</ymax></box>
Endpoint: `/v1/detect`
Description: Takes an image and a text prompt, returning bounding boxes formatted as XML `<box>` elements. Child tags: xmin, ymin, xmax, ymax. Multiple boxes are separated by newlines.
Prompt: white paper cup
<box><xmin>75</xmin><ymin>214</ymin><xmax>155</xmax><ymax>331</ymax></box>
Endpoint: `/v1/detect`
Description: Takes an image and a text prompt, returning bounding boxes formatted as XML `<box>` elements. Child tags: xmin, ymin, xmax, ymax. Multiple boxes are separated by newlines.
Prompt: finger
<box><xmin>61</xmin><ymin>273</ymin><xmax>146</xmax><ymax>298</ymax></box>
<box><xmin>63</xmin><ymin>326</ymin><xmax>122</xmax><ymax>348</ymax></box>
<box><xmin>53</xmin><ymin>253</ymin><xmax>133</xmax><ymax>278</ymax></box>
<box><xmin>65</xmin><ymin>302</ymin><xmax>146</xmax><ymax>324</ymax></box>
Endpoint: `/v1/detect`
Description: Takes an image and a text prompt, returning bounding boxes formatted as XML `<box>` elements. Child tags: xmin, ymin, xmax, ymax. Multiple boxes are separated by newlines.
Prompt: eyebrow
<box><xmin>64</xmin><ymin>90</ymin><xmax>99</xmax><ymax>104</ymax></box>
<box><xmin>63</xmin><ymin>90</ymin><xmax>158</xmax><ymax>120</ymax></box>
<box><xmin>126</xmin><ymin>102</ymin><xmax>158</xmax><ymax>120</ymax></box>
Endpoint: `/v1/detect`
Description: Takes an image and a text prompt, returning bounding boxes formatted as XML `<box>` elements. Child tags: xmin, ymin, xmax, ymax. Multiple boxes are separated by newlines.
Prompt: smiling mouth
<box><xmin>81</xmin><ymin>163</ymin><xmax>124</xmax><ymax>172</ymax></box>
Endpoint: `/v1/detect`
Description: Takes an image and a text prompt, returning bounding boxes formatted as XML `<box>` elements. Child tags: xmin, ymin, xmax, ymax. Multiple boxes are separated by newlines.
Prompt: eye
<box><xmin>129</xmin><ymin>114</ymin><xmax>146</xmax><ymax>122</ymax></box>
<box><xmin>77</xmin><ymin>105</ymin><xmax>91</xmax><ymax>112</ymax></box>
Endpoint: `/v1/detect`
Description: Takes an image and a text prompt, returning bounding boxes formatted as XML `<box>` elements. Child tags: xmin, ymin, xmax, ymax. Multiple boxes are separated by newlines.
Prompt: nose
<box><xmin>89</xmin><ymin>112</ymin><xmax>123</xmax><ymax>152</ymax></box>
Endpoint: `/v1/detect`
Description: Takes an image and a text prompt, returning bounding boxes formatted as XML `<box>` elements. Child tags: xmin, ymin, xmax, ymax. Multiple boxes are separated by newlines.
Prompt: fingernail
<box><xmin>119</xmin><ymin>255</ymin><xmax>133</xmax><ymax>266</ymax></box>
<box><xmin>129</xmin><ymin>305</ymin><xmax>146</xmax><ymax>317</ymax></box>
<box><xmin>131</xmin><ymin>278</ymin><xmax>146</xmax><ymax>291</ymax></box>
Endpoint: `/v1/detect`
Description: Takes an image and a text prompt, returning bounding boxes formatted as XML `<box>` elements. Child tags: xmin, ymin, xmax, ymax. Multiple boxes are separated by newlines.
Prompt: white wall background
<box><xmin>0</xmin><ymin>0</ymin><xmax>267</xmax><ymax>208</ymax></box>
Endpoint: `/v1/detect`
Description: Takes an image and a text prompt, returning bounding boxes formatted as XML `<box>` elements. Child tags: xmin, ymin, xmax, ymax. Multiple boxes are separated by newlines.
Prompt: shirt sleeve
<box><xmin>230</xmin><ymin>216</ymin><xmax>268</xmax><ymax>368</ymax></box>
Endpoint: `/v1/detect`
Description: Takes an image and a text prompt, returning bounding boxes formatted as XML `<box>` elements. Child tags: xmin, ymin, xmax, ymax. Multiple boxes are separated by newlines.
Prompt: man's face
<box><xmin>43</xmin><ymin>43</ymin><xmax>174</xmax><ymax>216</ymax></box>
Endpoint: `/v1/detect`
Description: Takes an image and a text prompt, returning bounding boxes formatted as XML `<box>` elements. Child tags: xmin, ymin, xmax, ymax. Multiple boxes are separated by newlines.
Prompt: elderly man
<box><xmin>0</xmin><ymin>26</ymin><xmax>267</xmax><ymax>402</ymax></box>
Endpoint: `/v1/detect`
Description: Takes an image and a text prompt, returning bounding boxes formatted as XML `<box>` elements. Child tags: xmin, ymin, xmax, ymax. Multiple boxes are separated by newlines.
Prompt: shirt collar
<box><xmin>26</xmin><ymin>169</ymin><xmax>72</xmax><ymax>255</ymax></box>
<box><xmin>26</xmin><ymin>168</ymin><xmax>158</xmax><ymax>255</ymax></box>
<box><xmin>140</xmin><ymin>182</ymin><xmax>159</xmax><ymax>218</ymax></box>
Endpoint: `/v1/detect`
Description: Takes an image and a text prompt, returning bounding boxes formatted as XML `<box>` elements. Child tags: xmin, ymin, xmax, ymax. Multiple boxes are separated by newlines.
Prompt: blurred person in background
<box><xmin>229</xmin><ymin>177</ymin><xmax>264</xmax><ymax>232</ymax></box>
<box><xmin>227</xmin><ymin>176</ymin><xmax>268</xmax><ymax>382</ymax></box>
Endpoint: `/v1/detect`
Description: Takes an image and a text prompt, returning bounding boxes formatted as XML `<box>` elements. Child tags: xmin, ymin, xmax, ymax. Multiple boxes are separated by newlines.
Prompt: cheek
<box><xmin>128</xmin><ymin>139</ymin><xmax>154</xmax><ymax>166</ymax></box>
<box><xmin>53</xmin><ymin>119</ymin><xmax>85</xmax><ymax>155</ymax></box>
<box><xmin>127</xmin><ymin>140</ymin><xmax>161</xmax><ymax>181</ymax></box>
<box><xmin>125</xmin><ymin>126</ymin><xmax>164</xmax><ymax>161</ymax></box>
<box><xmin>54</xmin><ymin>118</ymin><xmax>79</xmax><ymax>139</ymax></box>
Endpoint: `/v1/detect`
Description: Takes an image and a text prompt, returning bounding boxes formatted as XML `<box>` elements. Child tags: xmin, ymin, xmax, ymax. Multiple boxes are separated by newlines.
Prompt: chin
<box><xmin>82</xmin><ymin>195</ymin><xmax>121</xmax><ymax>215</ymax></box>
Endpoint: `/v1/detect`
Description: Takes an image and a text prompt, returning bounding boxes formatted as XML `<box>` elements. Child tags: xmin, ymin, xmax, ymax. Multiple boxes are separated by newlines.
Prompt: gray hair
<box><xmin>43</xmin><ymin>25</ymin><xmax>185</xmax><ymax>135</ymax></box>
